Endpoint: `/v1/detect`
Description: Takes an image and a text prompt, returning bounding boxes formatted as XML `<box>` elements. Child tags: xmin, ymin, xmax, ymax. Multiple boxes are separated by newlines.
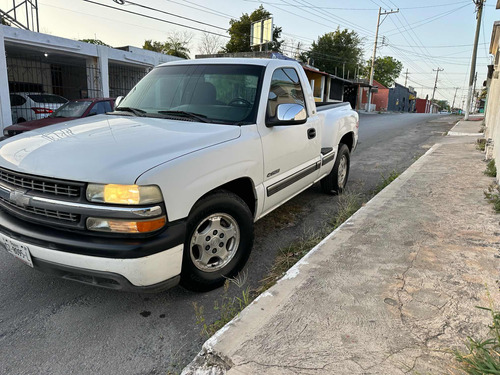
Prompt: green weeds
<box><xmin>373</xmin><ymin>170</ymin><xmax>401</xmax><ymax>195</ymax></box>
<box><xmin>454</xmin><ymin>295</ymin><xmax>500</xmax><ymax>374</ymax></box>
<box><xmin>193</xmin><ymin>273</ymin><xmax>251</xmax><ymax>338</ymax></box>
<box><xmin>485</xmin><ymin>160</ymin><xmax>497</xmax><ymax>178</ymax></box>
<box><xmin>477</xmin><ymin>139</ymin><xmax>486</xmax><ymax>152</ymax></box>
<box><xmin>484</xmin><ymin>184</ymin><xmax>500</xmax><ymax>213</ymax></box>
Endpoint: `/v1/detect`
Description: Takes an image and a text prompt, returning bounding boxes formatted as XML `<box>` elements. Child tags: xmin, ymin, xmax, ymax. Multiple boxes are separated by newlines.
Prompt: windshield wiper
<box><xmin>157</xmin><ymin>110</ymin><xmax>210</xmax><ymax>123</ymax></box>
<box><xmin>114</xmin><ymin>107</ymin><xmax>146</xmax><ymax>117</ymax></box>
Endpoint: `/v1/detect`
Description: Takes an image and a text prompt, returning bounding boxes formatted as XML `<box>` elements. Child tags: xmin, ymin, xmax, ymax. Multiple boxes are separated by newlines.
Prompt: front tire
<box><xmin>180</xmin><ymin>190</ymin><xmax>254</xmax><ymax>292</ymax></box>
<box><xmin>320</xmin><ymin>143</ymin><xmax>350</xmax><ymax>194</ymax></box>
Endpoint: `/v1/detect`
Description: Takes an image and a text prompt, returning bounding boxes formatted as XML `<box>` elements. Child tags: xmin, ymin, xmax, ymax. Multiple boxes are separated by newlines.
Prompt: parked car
<box><xmin>0</xmin><ymin>58</ymin><xmax>358</xmax><ymax>292</ymax></box>
<box><xmin>3</xmin><ymin>98</ymin><xmax>115</xmax><ymax>137</ymax></box>
<box><xmin>10</xmin><ymin>92</ymin><xmax>69</xmax><ymax>124</ymax></box>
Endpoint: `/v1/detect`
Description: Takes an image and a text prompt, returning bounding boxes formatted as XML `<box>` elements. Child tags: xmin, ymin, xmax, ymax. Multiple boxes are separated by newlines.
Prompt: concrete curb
<box><xmin>447</xmin><ymin>119</ymin><xmax>483</xmax><ymax>137</ymax></box>
<box><xmin>448</xmin><ymin>131</ymin><xmax>483</xmax><ymax>136</ymax></box>
<box><xmin>181</xmin><ymin>144</ymin><xmax>444</xmax><ymax>375</ymax></box>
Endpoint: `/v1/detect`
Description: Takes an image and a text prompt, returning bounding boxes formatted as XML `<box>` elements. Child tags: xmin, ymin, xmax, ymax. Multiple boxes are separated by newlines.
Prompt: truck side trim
<box><xmin>321</xmin><ymin>152</ymin><xmax>336</xmax><ymax>166</ymax></box>
<box><xmin>267</xmin><ymin>162</ymin><xmax>319</xmax><ymax>197</ymax></box>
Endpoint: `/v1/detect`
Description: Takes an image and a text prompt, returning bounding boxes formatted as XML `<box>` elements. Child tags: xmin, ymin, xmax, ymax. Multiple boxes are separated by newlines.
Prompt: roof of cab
<box><xmin>157</xmin><ymin>58</ymin><xmax>291</xmax><ymax>68</ymax></box>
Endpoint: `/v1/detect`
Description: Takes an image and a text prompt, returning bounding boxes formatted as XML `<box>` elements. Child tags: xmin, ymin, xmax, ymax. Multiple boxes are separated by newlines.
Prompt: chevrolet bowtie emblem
<box><xmin>9</xmin><ymin>189</ymin><xmax>30</xmax><ymax>208</ymax></box>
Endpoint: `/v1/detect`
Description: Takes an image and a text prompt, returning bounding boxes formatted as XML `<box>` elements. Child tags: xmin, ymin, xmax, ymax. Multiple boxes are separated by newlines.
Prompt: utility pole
<box><xmin>471</xmin><ymin>72</ymin><xmax>478</xmax><ymax>113</ymax></box>
<box><xmin>431</xmin><ymin>67</ymin><xmax>444</xmax><ymax>113</ymax></box>
<box><xmin>404</xmin><ymin>69</ymin><xmax>409</xmax><ymax>87</ymax></box>
<box><xmin>451</xmin><ymin>87</ymin><xmax>459</xmax><ymax>110</ymax></box>
<box><xmin>367</xmin><ymin>7</ymin><xmax>399</xmax><ymax>112</ymax></box>
<box><xmin>465</xmin><ymin>0</ymin><xmax>484</xmax><ymax>120</ymax></box>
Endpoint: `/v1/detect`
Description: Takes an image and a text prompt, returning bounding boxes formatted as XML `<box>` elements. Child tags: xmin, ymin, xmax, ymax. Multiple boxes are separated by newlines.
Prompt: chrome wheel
<box><xmin>189</xmin><ymin>213</ymin><xmax>240</xmax><ymax>273</ymax></box>
<box><xmin>337</xmin><ymin>155</ymin><xmax>348</xmax><ymax>188</ymax></box>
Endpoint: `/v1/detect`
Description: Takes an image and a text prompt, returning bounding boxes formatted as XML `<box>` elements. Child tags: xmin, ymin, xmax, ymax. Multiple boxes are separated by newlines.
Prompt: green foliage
<box><xmin>143</xmin><ymin>40</ymin><xmax>164</xmax><ymax>53</ymax></box>
<box><xmin>436</xmin><ymin>99</ymin><xmax>450</xmax><ymax>111</ymax></box>
<box><xmin>369</xmin><ymin>56</ymin><xmax>403</xmax><ymax>88</ymax></box>
<box><xmin>485</xmin><ymin>160</ymin><xmax>497</xmax><ymax>178</ymax></box>
<box><xmin>1</xmin><ymin>17</ymin><xmax>10</xmax><ymax>26</ymax></box>
<box><xmin>477</xmin><ymin>139</ymin><xmax>486</xmax><ymax>152</ymax></box>
<box><xmin>194</xmin><ymin>275</ymin><xmax>252</xmax><ymax>338</ymax></box>
<box><xmin>79</xmin><ymin>39</ymin><xmax>110</xmax><ymax>47</ymax></box>
<box><xmin>307</xmin><ymin>28</ymin><xmax>363</xmax><ymax>76</ymax></box>
<box><xmin>143</xmin><ymin>33</ymin><xmax>191</xmax><ymax>59</ymax></box>
<box><xmin>373</xmin><ymin>170</ymin><xmax>400</xmax><ymax>195</ymax></box>
<box><xmin>454</xmin><ymin>296</ymin><xmax>500</xmax><ymax>374</ymax></box>
<box><xmin>484</xmin><ymin>184</ymin><xmax>500</xmax><ymax>213</ymax></box>
<box><xmin>224</xmin><ymin>5</ymin><xmax>282</xmax><ymax>53</ymax></box>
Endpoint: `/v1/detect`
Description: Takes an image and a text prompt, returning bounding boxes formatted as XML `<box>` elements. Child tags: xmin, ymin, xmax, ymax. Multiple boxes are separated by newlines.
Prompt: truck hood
<box><xmin>0</xmin><ymin>115</ymin><xmax>241</xmax><ymax>184</ymax></box>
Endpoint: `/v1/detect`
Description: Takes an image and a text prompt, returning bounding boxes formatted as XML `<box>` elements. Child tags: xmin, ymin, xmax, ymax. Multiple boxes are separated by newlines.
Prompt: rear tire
<box><xmin>320</xmin><ymin>143</ymin><xmax>350</xmax><ymax>195</ymax></box>
<box><xmin>180</xmin><ymin>190</ymin><xmax>254</xmax><ymax>292</ymax></box>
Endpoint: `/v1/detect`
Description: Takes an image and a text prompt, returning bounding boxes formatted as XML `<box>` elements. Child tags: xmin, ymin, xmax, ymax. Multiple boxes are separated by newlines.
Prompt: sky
<box><xmin>1</xmin><ymin>0</ymin><xmax>498</xmax><ymax>107</ymax></box>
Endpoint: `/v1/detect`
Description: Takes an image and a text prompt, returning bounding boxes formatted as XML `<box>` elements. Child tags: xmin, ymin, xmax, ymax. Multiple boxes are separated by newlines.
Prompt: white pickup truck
<box><xmin>0</xmin><ymin>58</ymin><xmax>358</xmax><ymax>292</ymax></box>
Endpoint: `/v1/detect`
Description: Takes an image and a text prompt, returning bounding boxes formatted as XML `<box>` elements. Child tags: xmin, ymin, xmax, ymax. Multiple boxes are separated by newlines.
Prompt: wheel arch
<box><xmin>193</xmin><ymin>177</ymin><xmax>257</xmax><ymax>218</ymax></box>
<box><xmin>339</xmin><ymin>131</ymin><xmax>355</xmax><ymax>151</ymax></box>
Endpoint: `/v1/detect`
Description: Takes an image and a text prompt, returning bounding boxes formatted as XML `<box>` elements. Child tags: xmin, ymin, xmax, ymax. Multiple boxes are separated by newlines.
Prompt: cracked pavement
<box><xmin>183</xmin><ymin>133</ymin><xmax>500</xmax><ymax>374</ymax></box>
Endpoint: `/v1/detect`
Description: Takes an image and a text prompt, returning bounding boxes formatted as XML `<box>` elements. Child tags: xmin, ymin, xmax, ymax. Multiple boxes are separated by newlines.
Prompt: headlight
<box><xmin>86</xmin><ymin>184</ymin><xmax>163</xmax><ymax>205</ymax></box>
<box><xmin>87</xmin><ymin>216</ymin><xmax>166</xmax><ymax>233</ymax></box>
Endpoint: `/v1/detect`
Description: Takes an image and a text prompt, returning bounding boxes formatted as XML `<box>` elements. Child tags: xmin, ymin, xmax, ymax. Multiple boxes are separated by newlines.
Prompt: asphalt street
<box><xmin>0</xmin><ymin>113</ymin><xmax>456</xmax><ymax>375</ymax></box>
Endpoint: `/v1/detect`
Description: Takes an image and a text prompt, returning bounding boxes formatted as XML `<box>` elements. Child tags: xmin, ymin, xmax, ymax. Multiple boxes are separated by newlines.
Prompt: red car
<box><xmin>3</xmin><ymin>98</ymin><xmax>115</xmax><ymax>137</ymax></box>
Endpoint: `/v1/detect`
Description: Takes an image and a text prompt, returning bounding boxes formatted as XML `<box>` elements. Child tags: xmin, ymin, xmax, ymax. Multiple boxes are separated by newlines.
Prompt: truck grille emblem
<box><xmin>9</xmin><ymin>189</ymin><xmax>30</xmax><ymax>208</ymax></box>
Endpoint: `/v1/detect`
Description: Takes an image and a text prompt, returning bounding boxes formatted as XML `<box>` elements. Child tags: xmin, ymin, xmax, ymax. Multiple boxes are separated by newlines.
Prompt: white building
<box><xmin>0</xmin><ymin>25</ymin><xmax>182</xmax><ymax>129</ymax></box>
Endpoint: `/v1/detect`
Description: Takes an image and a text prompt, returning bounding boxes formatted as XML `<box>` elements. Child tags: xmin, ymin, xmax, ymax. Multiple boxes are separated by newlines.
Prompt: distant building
<box><xmin>388</xmin><ymin>83</ymin><xmax>416</xmax><ymax>112</ymax></box>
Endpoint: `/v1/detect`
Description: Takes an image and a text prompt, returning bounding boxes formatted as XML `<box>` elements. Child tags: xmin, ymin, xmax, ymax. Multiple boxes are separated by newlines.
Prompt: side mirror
<box><xmin>115</xmin><ymin>96</ymin><xmax>124</xmax><ymax>108</ymax></box>
<box><xmin>266</xmin><ymin>103</ymin><xmax>307</xmax><ymax>127</ymax></box>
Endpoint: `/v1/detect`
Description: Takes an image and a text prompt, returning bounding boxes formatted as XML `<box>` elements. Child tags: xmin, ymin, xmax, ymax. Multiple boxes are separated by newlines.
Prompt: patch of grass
<box><xmin>454</xmin><ymin>295</ymin><xmax>500</xmax><ymax>374</ymax></box>
<box><xmin>484</xmin><ymin>184</ymin><xmax>500</xmax><ymax>213</ymax></box>
<box><xmin>257</xmin><ymin>191</ymin><xmax>363</xmax><ymax>294</ymax></box>
<box><xmin>477</xmin><ymin>138</ymin><xmax>486</xmax><ymax>152</ymax></box>
<box><xmin>373</xmin><ymin>170</ymin><xmax>401</xmax><ymax>195</ymax></box>
<box><xmin>485</xmin><ymin>160</ymin><xmax>497</xmax><ymax>178</ymax></box>
<box><xmin>193</xmin><ymin>273</ymin><xmax>251</xmax><ymax>338</ymax></box>
<box><xmin>258</xmin><ymin>200</ymin><xmax>306</xmax><ymax>230</ymax></box>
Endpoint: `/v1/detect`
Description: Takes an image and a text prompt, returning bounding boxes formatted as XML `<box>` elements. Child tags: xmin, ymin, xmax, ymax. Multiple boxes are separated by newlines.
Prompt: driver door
<box><xmin>259</xmin><ymin>67</ymin><xmax>321</xmax><ymax>215</ymax></box>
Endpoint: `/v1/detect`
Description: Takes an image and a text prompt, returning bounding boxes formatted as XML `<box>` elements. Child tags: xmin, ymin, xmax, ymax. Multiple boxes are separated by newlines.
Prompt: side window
<box><xmin>10</xmin><ymin>94</ymin><xmax>26</xmax><ymax>107</ymax></box>
<box><xmin>90</xmin><ymin>102</ymin><xmax>110</xmax><ymax>115</ymax></box>
<box><xmin>267</xmin><ymin>68</ymin><xmax>306</xmax><ymax>120</ymax></box>
<box><xmin>102</xmin><ymin>101</ymin><xmax>113</xmax><ymax>112</ymax></box>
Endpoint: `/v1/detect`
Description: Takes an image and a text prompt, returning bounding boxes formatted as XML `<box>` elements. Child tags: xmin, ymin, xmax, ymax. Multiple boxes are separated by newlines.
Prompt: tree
<box><xmin>369</xmin><ymin>56</ymin><xmax>403</xmax><ymax>88</ymax></box>
<box><xmin>198</xmin><ymin>32</ymin><xmax>224</xmax><ymax>55</ymax></box>
<box><xmin>143</xmin><ymin>40</ymin><xmax>164</xmax><ymax>53</ymax></box>
<box><xmin>224</xmin><ymin>5</ymin><xmax>282</xmax><ymax>53</ymax></box>
<box><xmin>307</xmin><ymin>28</ymin><xmax>363</xmax><ymax>77</ymax></box>
<box><xmin>143</xmin><ymin>32</ymin><xmax>192</xmax><ymax>59</ymax></box>
<box><xmin>79</xmin><ymin>39</ymin><xmax>110</xmax><ymax>47</ymax></box>
<box><xmin>1</xmin><ymin>16</ymin><xmax>10</xmax><ymax>26</ymax></box>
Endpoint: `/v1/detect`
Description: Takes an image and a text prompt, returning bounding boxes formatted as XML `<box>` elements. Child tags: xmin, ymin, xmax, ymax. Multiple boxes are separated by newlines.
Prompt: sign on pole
<box><xmin>250</xmin><ymin>18</ymin><xmax>273</xmax><ymax>47</ymax></box>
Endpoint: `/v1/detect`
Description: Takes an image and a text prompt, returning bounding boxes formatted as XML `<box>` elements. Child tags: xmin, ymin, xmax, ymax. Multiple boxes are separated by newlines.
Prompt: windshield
<box><xmin>52</xmin><ymin>101</ymin><xmax>92</xmax><ymax>118</ymax></box>
<box><xmin>117</xmin><ymin>64</ymin><xmax>265</xmax><ymax>124</ymax></box>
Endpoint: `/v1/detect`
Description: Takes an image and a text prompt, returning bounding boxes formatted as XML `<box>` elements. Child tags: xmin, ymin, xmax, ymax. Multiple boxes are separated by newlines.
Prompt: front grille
<box><xmin>0</xmin><ymin>167</ymin><xmax>81</xmax><ymax>198</ymax></box>
<box><xmin>0</xmin><ymin>196</ymin><xmax>80</xmax><ymax>223</ymax></box>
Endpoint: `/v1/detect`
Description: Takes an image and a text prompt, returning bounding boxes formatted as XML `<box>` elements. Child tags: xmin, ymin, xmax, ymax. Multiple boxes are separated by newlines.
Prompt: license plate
<box><xmin>0</xmin><ymin>234</ymin><xmax>33</xmax><ymax>268</ymax></box>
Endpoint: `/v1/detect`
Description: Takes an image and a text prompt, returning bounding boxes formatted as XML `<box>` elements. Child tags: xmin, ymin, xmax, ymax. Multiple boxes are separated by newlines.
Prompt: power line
<box><xmin>384</xmin><ymin>3</ymin><xmax>471</xmax><ymax>36</ymax></box>
<box><xmin>82</xmin><ymin>0</ymin><xmax>230</xmax><ymax>38</ymax></box>
<box><xmin>243</xmin><ymin>0</ymin><xmax>470</xmax><ymax>11</ymax></box>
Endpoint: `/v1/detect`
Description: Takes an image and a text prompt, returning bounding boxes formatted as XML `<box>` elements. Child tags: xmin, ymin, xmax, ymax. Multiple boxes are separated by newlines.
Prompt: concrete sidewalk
<box><xmin>183</xmin><ymin>124</ymin><xmax>499</xmax><ymax>374</ymax></box>
<box><xmin>448</xmin><ymin>116</ymin><xmax>484</xmax><ymax>136</ymax></box>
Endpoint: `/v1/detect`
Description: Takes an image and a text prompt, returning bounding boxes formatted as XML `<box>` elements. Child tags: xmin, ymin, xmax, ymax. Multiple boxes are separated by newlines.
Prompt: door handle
<box><xmin>307</xmin><ymin>128</ymin><xmax>316</xmax><ymax>139</ymax></box>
